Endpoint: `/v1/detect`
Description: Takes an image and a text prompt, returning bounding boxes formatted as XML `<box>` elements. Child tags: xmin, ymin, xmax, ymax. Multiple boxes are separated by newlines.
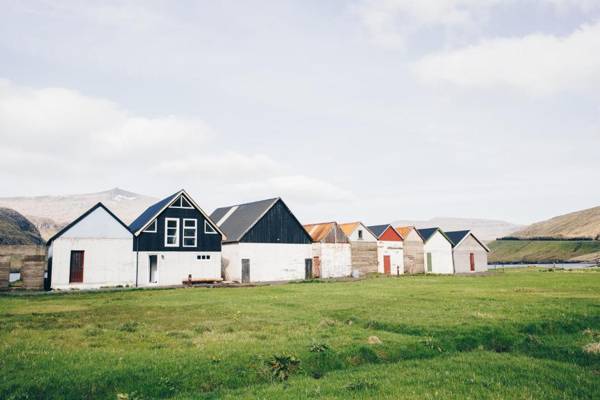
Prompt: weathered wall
<box><xmin>312</xmin><ymin>243</ymin><xmax>352</xmax><ymax>278</ymax></box>
<box><xmin>222</xmin><ymin>242</ymin><xmax>312</xmax><ymax>282</ymax></box>
<box><xmin>453</xmin><ymin>235</ymin><xmax>488</xmax><ymax>273</ymax></box>
<box><xmin>424</xmin><ymin>232</ymin><xmax>454</xmax><ymax>274</ymax></box>
<box><xmin>403</xmin><ymin>230</ymin><xmax>424</xmax><ymax>274</ymax></box>
<box><xmin>136</xmin><ymin>251</ymin><xmax>221</xmax><ymax>286</ymax></box>
<box><xmin>21</xmin><ymin>257</ymin><xmax>45</xmax><ymax>290</ymax></box>
<box><xmin>0</xmin><ymin>245</ymin><xmax>46</xmax><ymax>271</ymax></box>
<box><xmin>0</xmin><ymin>255</ymin><xmax>9</xmax><ymax>290</ymax></box>
<box><xmin>377</xmin><ymin>241</ymin><xmax>404</xmax><ymax>275</ymax></box>
<box><xmin>350</xmin><ymin>241</ymin><xmax>378</xmax><ymax>276</ymax></box>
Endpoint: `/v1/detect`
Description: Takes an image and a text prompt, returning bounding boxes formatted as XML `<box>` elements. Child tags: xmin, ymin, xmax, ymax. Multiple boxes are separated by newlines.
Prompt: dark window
<box><xmin>358</xmin><ymin>230</ymin><xmax>363</xmax><ymax>240</ymax></box>
<box><xmin>69</xmin><ymin>250</ymin><xmax>84</xmax><ymax>283</ymax></box>
<box><xmin>144</xmin><ymin>220</ymin><xmax>157</xmax><ymax>233</ymax></box>
<box><xmin>206</xmin><ymin>255</ymin><xmax>210</xmax><ymax>260</ymax></box>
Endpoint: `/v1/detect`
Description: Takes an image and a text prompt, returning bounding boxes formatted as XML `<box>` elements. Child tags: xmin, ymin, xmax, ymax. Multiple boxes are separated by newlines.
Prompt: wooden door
<box><xmin>383</xmin><ymin>255</ymin><xmax>391</xmax><ymax>275</ymax></box>
<box><xmin>69</xmin><ymin>251</ymin><xmax>84</xmax><ymax>283</ymax></box>
<box><xmin>470</xmin><ymin>253</ymin><xmax>475</xmax><ymax>272</ymax></box>
<box><xmin>313</xmin><ymin>256</ymin><xmax>321</xmax><ymax>278</ymax></box>
<box><xmin>241</xmin><ymin>259</ymin><xmax>250</xmax><ymax>283</ymax></box>
<box><xmin>305</xmin><ymin>258</ymin><xmax>313</xmax><ymax>280</ymax></box>
<box><xmin>426</xmin><ymin>252</ymin><xmax>432</xmax><ymax>273</ymax></box>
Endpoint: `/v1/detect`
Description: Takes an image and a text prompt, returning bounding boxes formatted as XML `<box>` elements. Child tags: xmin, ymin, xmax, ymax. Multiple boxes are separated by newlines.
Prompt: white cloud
<box><xmin>413</xmin><ymin>22</ymin><xmax>600</xmax><ymax>94</ymax></box>
<box><xmin>0</xmin><ymin>79</ymin><xmax>353</xmax><ymax>205</ymax></box>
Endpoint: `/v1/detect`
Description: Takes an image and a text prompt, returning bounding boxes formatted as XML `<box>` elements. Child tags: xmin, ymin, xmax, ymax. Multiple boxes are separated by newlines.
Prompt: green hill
<box><xmin>0</xmin><ymin>207</ymin><xmax>44</xmax><ymax>245</ymax></box>
<box><xmin>488</xmin><ymin>240</ymin><xmax>600</xmax><ymax>263</ymax></box>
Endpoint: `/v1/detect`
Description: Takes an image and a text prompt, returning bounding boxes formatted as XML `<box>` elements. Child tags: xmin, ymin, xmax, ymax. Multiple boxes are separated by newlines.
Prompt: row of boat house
<box><xmin>46</xmin><ymin>190</ymin><xmax>490</xmax><ymax>290</ymax></box>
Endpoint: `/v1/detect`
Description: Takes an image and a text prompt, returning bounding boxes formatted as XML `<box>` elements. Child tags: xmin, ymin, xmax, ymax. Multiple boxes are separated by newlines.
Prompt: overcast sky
<box><xmin>1</xmin><ymin>0</ymin><xmax>599</xmax><ymax>225</ymax></box>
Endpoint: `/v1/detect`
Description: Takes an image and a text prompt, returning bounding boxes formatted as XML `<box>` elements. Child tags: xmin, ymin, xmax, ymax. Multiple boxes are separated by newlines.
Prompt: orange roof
<box><xmin>303</xmin><ymin>222</ymin><xmax>335</xmax><ymax>242</ymax></box>
<box><xmin>395</xmin><ymin>226</ymin><xmax>415</xmax><ymax>239</ymax></box>
<box><xmin>339</xmin><ymin>222</ymin><xmax>361</xmax><ymax>236</ymax></box>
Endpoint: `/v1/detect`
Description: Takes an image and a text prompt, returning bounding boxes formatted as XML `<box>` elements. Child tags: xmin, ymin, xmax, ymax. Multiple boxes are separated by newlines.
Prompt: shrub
<box><xmin>309</xmin><ymin>342</ymin><xmax>330</xmax><ymax>353</ymax></box>
<box><xmin>267</xmin><ymin>354</ymin><xmax>301</xmax><ymax>382</ymax></box>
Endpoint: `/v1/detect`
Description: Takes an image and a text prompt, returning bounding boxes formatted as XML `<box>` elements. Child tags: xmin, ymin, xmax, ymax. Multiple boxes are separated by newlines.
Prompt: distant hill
<box><xmin>512</xmin><ymin>206</ymin><xmax>600</xmax><ymax>239</ymax></box>
<box><xmin>0</xmin><ymin>208</ymin><xmax>44</xmax><ymax>245</ymax></box>
<box><xmin>0</xmin><ymin>188</ymin><xmax>157</xmax><ymax>240</ymax></box>
<box><xmin>488</xmin><ymin>240</ymin><xmax>600</xmax><ymax>263</ymax></box>
<box><xmin>391</xmin><ymin>217</ymin><xmax>522</xmax><ymax>242</ymax></box>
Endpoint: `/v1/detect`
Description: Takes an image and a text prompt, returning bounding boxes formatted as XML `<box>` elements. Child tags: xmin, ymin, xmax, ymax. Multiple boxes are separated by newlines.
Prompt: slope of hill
<box><xmin>512</xmin><ymin>206</ymin><xmax>600</xmax><ymax>239</ymax></box>
<box><xmin>488</xmin><ymin>240</ymin><xmax>600</xmax><ymax>263</ymax></box>
<box><xmin>0</xmin><ymin>188</ymin><xmax>157</xmax><ymax>240</ymax></box>
<box><xmin>391</xmin><ymin>217</ymin><xmax>522</xmax><ymax>242</ymax></box>
<box><xmin>0</xmin><ymin>208</ymin><xmax>44</xmax><ymax>245</ymax></box>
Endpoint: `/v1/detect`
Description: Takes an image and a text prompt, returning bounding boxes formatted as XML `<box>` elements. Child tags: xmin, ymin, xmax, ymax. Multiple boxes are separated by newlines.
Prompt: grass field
<box><xmin>1</xmin><ymin>269</ymin><xmax>599</xmax><ymax>399</ymax></box>
<box><xmin>488</xmin><ymin>240</ymin><xmax>600</xmax><ymax>263</ymax></box>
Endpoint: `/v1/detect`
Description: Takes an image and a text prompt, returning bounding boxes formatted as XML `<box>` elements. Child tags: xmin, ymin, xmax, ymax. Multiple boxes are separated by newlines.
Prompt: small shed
<box><xmin>417</xmin><ymin>227</ymin><xmax>454</xmax><ymax>274</ymax></box>
<box><xmin>46</xmin><ymin>203</ymin><xmax>135</xmax><ymax>290</ymax></box>
<box><xmin>210</xmin><ymin>198</ymin><xmax>313</xmax><ymax>283</ymax></box>
<box><xmin>368</xmin><ymin>224</ymin><xmax>405</xmax><ymax>275</ymax></box>
<box><xmin>396</xmin><ymin>226</ymin><xmax>425</xmax><ymax>274</ymax></box>
<box><xmin>446</xmin><ymin>230</ymin><xmax>489</xmax><ymax>273</ymax></box>
<box><xmin>339</xmin><ymin>222</ymin><xmax>378</xmax><ymax>276</ymax></box>
<box><xmin>303</xmin><ymin>222</ymin><xmax>352</xmax><ymax>279</ymax></box>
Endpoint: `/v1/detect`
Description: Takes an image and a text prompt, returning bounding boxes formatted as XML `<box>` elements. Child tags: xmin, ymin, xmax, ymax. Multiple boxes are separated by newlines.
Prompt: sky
<box><xmin>1</xmin><ymin>0</ymin><xmax>599</xmax><ymax>225</ymax></box>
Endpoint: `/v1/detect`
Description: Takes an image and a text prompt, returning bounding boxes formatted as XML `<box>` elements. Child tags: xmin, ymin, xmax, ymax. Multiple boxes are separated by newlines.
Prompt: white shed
<box><xmin>446</xmin><ymin>230</ymin><xmax>490</xmax><ymax>273</ymax></box>
<box><xmin>46</xmin><ymin>203</ymin><xmax>135</xmax><ymax>290</ymax></box>
<box><xmin>303</xmin><ymin>222</ymin><xmax>352</xmax><ymax>279</ymax></box>
<box><xmin>339</xmin><ymin>222</ymin><xmax>379</xmax><ymax>276</ymax></box>
<box><xmin>368</xmin><ymin>224</ymin><xmax>405</xmax><ymax>276</ymax></box>
<box><xmin>417</xmin><ymin>228</ymin><xmax>454</xmax><ymax>274</ymax></box>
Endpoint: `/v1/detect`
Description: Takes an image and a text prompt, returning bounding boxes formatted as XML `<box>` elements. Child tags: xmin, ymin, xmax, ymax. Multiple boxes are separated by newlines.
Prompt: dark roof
<box><xmin>445</xmin><ymin>230</ymin><xmax>470</xmax><ymax>247</ymax></box>
<box><xmin>47</xmin><ymin>202</ymin><xmax>131</xmax><ymax>245</ymax></box>
<box><xmin>417</xmin><ymin>227</ymin><xmax>438</xmax><ymax>242</ymax></box>
<box><xmin>129</xmin><ymin>191</ymin><xmax>179</xmax><ymax>233</ymax></box>
<box><xmin>210</xmin><ymin>198</ymin><xmax>279</xmax><ymax>243</ymax></box>
<box><xmin>445</xmin><ymin>230</ymin><xmax>490</xmax><ymax>252</ymax></box>
<box><xmin>367</xmin><ymin>224</ymin><xmax>391</xmax><ymax>239</ymax></box>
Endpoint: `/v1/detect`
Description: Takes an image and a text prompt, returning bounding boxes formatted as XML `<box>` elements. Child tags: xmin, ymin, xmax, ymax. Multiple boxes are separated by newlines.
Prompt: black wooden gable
<box><xmin>241</xmin><ymin>199</ymin><xmax>311</xmax><ymax>244</ymax></box>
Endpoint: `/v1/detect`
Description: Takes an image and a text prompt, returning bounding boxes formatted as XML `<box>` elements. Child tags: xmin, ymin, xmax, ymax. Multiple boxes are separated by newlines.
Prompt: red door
<box><xmin>384</xmin><ymin>255</ymin><xmax>391</xmax><ymax>275</ymax></box>
<box><xmin>69</xmin><ymin>250</ymin><xmax>84</xmax><ymax>283</ymax></box>
<box><xmin>469</xmin><ymin>253</ymin><xmax>475</xmax><ymax>272</ymax></box>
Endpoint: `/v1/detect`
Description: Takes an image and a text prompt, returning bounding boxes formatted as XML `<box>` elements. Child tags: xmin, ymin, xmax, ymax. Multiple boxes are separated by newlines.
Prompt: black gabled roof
<box><xmin>445</xmin><ymin>230</ymin><xmax>490</xmax><ymax>252</ymax></box>
<box><xmin>210</xmin><ymin>198</ymin><xmax>279</xmax><ymax>243</ymax></box>
<box><xmin>47</xmin><ymin>202</ymin><xmax>131</xmax><ymax>245</ymax></box>
<box><xmin>129</xmin><ymin>191</ymin><xmax>179</xmax><ymax>233</ymax></box>
<box><xmin>367</xmin><ymin>224</ymin><xmax>391</xmax><ymax>239</ymax></box>
<box><xmin>417</xmin><ymin>227</ymin><xmax>438</xmax><ymax>242</ymax></box>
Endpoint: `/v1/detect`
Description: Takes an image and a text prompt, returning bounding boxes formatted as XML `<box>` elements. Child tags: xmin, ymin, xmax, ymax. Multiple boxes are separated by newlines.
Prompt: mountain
<box><xmin>0</xmin><ymin>188</ymin><xmax>158</xmax><ymax>240</ymax></box>
<box><xmin>391</xmin><ymin>217</ymin><xmax>523</xmax><ymax>242</ymax></box>
<box><xmin>512</xmin><ymin>206</ymin><xmax>600</xmax><ymax>239</ymax></box>
<box><xmin>0</xmin><ymin>208</ymin><xmax>44</xmax><ymax>245</ymax></box>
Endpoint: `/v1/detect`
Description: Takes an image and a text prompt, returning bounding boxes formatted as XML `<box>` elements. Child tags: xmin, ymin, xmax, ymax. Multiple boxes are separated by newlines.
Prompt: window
<box><xmin>165</xmin><ymin>218</ymin><xmax>180</xmax><ymax>247</ymax></box>
<box><xmin>169</xmin><ymin>195</ymin><xmax>193</xmax><ymax>209</ymax></box>
<box><xmin>197</xmin><ymin>254</ymin><xmax>211</xmax><ymax>260</ymax></box>
<box><xmin>358</xmin><ymin>230</ymin><xmax>363</xmax><ymax>240</ymax></box>
<box><xmin>69</xmin><ymin>250</ymin><xmax>84</xmax><ymax>283</ymax></box>
<box><xmin>204</xmin><ymin>220</ymin><xmax>217</xmax><ymax>234</ymax></box>
<box><xmin>144</xmin><ymin>220</ymin><xmax>157</xmax><ymax>233</ymax></box>
<box><xmin>183</xmin><ymin>219</ymin><xmax>197</xmax><ymax>247</ymax></box>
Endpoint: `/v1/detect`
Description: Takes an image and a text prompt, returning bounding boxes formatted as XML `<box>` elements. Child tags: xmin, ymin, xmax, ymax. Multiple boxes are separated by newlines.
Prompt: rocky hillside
<box><xmin>0</xmin><ymin>208</ymin><xmax>44</xmax><ymax>245</ymax></box>
<box><xmin>391</xmin><ymin>217</ymin><xmax>522</xmax><ymax>242</ymax></box>
<box><xmin>512</xmin><ymin>206</ymin><xmax>600</xmax><ymax>239</ymax></box>
<box><xmin>0</xmin><ymin>188</ymin><xmax>157</xmax><ymax>240</ymax></box>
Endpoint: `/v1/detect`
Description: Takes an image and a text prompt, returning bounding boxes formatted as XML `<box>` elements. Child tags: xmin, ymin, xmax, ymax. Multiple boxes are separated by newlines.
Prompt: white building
<box><xmin>368</xmin><ymin>224</ymin><xmax>405</xmax><ymax>275</ymax></box>
<box><xmin>417</xmin><ymin>228</ymin><xmax>454</xmax><ymax>274</ymax></box>
<box><xmin>339</xmin><ymin>222</ymin><xmax>379</xmax><ymax>276</ymax></box>
<box><xmin>446</xmin><ymin>230</ymin><xmax>490</xmax><ymax>273</ymax></box>
<box><xmin>303</xmin><ymin>222</ymin><xmax>352</xmax><ymax>279</ymax></box>
<box><xmin>210</xmin><ymin>198</ymin><xmax>313</xmax><ymax>283</ymax></box>
<box><xmin>46</xmin><ymin>203</ymin><xmax>135</xmax><ymax>290</ymax></box>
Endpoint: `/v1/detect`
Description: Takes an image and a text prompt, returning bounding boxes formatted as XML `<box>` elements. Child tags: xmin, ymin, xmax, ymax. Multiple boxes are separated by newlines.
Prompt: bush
<box><xmin>267</xmin><ymin>354</ymin><xmax>301</xmax><ymax>382</ymax></box>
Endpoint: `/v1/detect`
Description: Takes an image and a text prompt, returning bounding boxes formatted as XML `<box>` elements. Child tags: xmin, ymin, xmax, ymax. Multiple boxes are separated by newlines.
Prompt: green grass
<box><xmin>1</xmin><ymin>270</ymin><xmax>599</xmax><ymax>399</ymax></box>
<box><xmin>488</xmin><ymin>240</ymin><xmax>600</xmax><ymax>263</ymax></box>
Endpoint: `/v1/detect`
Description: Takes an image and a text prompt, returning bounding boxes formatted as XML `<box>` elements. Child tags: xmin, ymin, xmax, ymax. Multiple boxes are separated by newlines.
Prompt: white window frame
<box><xmin>144</xmin><ymin>220</ymin><xmax>157</xmax><ymax>233</ymax></box>
<box><xmin>169</xmin><ymin>196</ymin><xmax>194</xmax><ymax>209</ymax></box>
<box><xmin>204</xmin><ymin>220</ymin><xmax>217</xmax><ymax>234</ymax></box>
<box><xmin>164</xmin><ymin>218</ymin><xmax>180</xmax><ymax>247</ymax></box>
<box><xmin>183</xmin><ymin>219</ymin><xmax>197</xmax><ymax>248</ymax></box>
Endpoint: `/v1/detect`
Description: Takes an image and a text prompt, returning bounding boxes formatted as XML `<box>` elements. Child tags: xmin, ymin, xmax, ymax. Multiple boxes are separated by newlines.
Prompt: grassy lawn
<box><xmin>1</xmin><ymin>269</ymin><xmax>599</xmax><ymax>399</ymax></box>
<box><xmin>488</xmin><ymin>240</ymin><xmax>600</xmax><ymax>263</ymax></box>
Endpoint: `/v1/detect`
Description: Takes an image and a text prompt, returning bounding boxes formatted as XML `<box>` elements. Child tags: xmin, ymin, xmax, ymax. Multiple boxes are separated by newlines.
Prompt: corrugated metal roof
<box><xmin>129</xmin><ymin>191</ymin><xmax>179</xmax><ymax>233</ymax></box>
<box><xmin>339</xmin><ymin>222</ymin><xmax>360</xmax><ymax>236</ymax></box>
<box><xmin>367</xmin><ymin>224</ymin><xmax>391</xmax><ymax>239</ymax></box>
<box><xmin>210</xmin><ymin>198</ymin><xmax>279</xmax><ymax>243</ymax></box>
<box><xmin>303</xmin><ymin>222</ymin><xmax>335</xmax><ymax>242</ymax></box>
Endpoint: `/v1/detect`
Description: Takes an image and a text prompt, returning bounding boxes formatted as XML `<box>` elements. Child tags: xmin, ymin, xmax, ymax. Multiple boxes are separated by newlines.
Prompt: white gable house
<box><xmin>418</xmin><ymin>228</ymin><xmax>454</xmax><ymax>274</ymax></box>
<box><xmin>47</xmin><ymin>203</ymin><xmax>135</xmax><ymax>290</ymax></box>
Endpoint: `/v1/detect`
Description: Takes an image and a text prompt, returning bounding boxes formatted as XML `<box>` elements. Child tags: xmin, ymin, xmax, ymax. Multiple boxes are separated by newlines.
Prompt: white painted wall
<box><xmin>312</xmin><ymin>243</ymin><xmax>352</xmax><ymax>278</ymax></box>
<box><xmin>377</xmin><ymin>241</ymin><xmax>405</xmax><ymax>275</ymax></box>
<box><xmin>61</xmin><ymin>207</ymin><xmax>131</xmax><ymax>239</ymax></box>
<box><xmin>50</xmin><ymin>238</ymin><xmax>135</xmax><ymax>290</ymax></box>
<box><xmin>453</xmin><ymin>235</ymin><xmax>489</xmax><ymax>273</ymax></box>
<box><xmin>135</xmin><ymin>251</ymin><xmax>221</xmax><ymax>287</ymax></box>
<box><xmin>423</xmin><ymin>231</ymin><xmax>454</xmax><ymax>274</ymax></box>
<box><xmin>346</xmin><ymin>223</ymin><xmax>378</xmax><ymax>242</ymax></box>
<box><xmin>222</xmin><ymin>243</ymin><xmax>312</xmax><ymax>282</ymax></box>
